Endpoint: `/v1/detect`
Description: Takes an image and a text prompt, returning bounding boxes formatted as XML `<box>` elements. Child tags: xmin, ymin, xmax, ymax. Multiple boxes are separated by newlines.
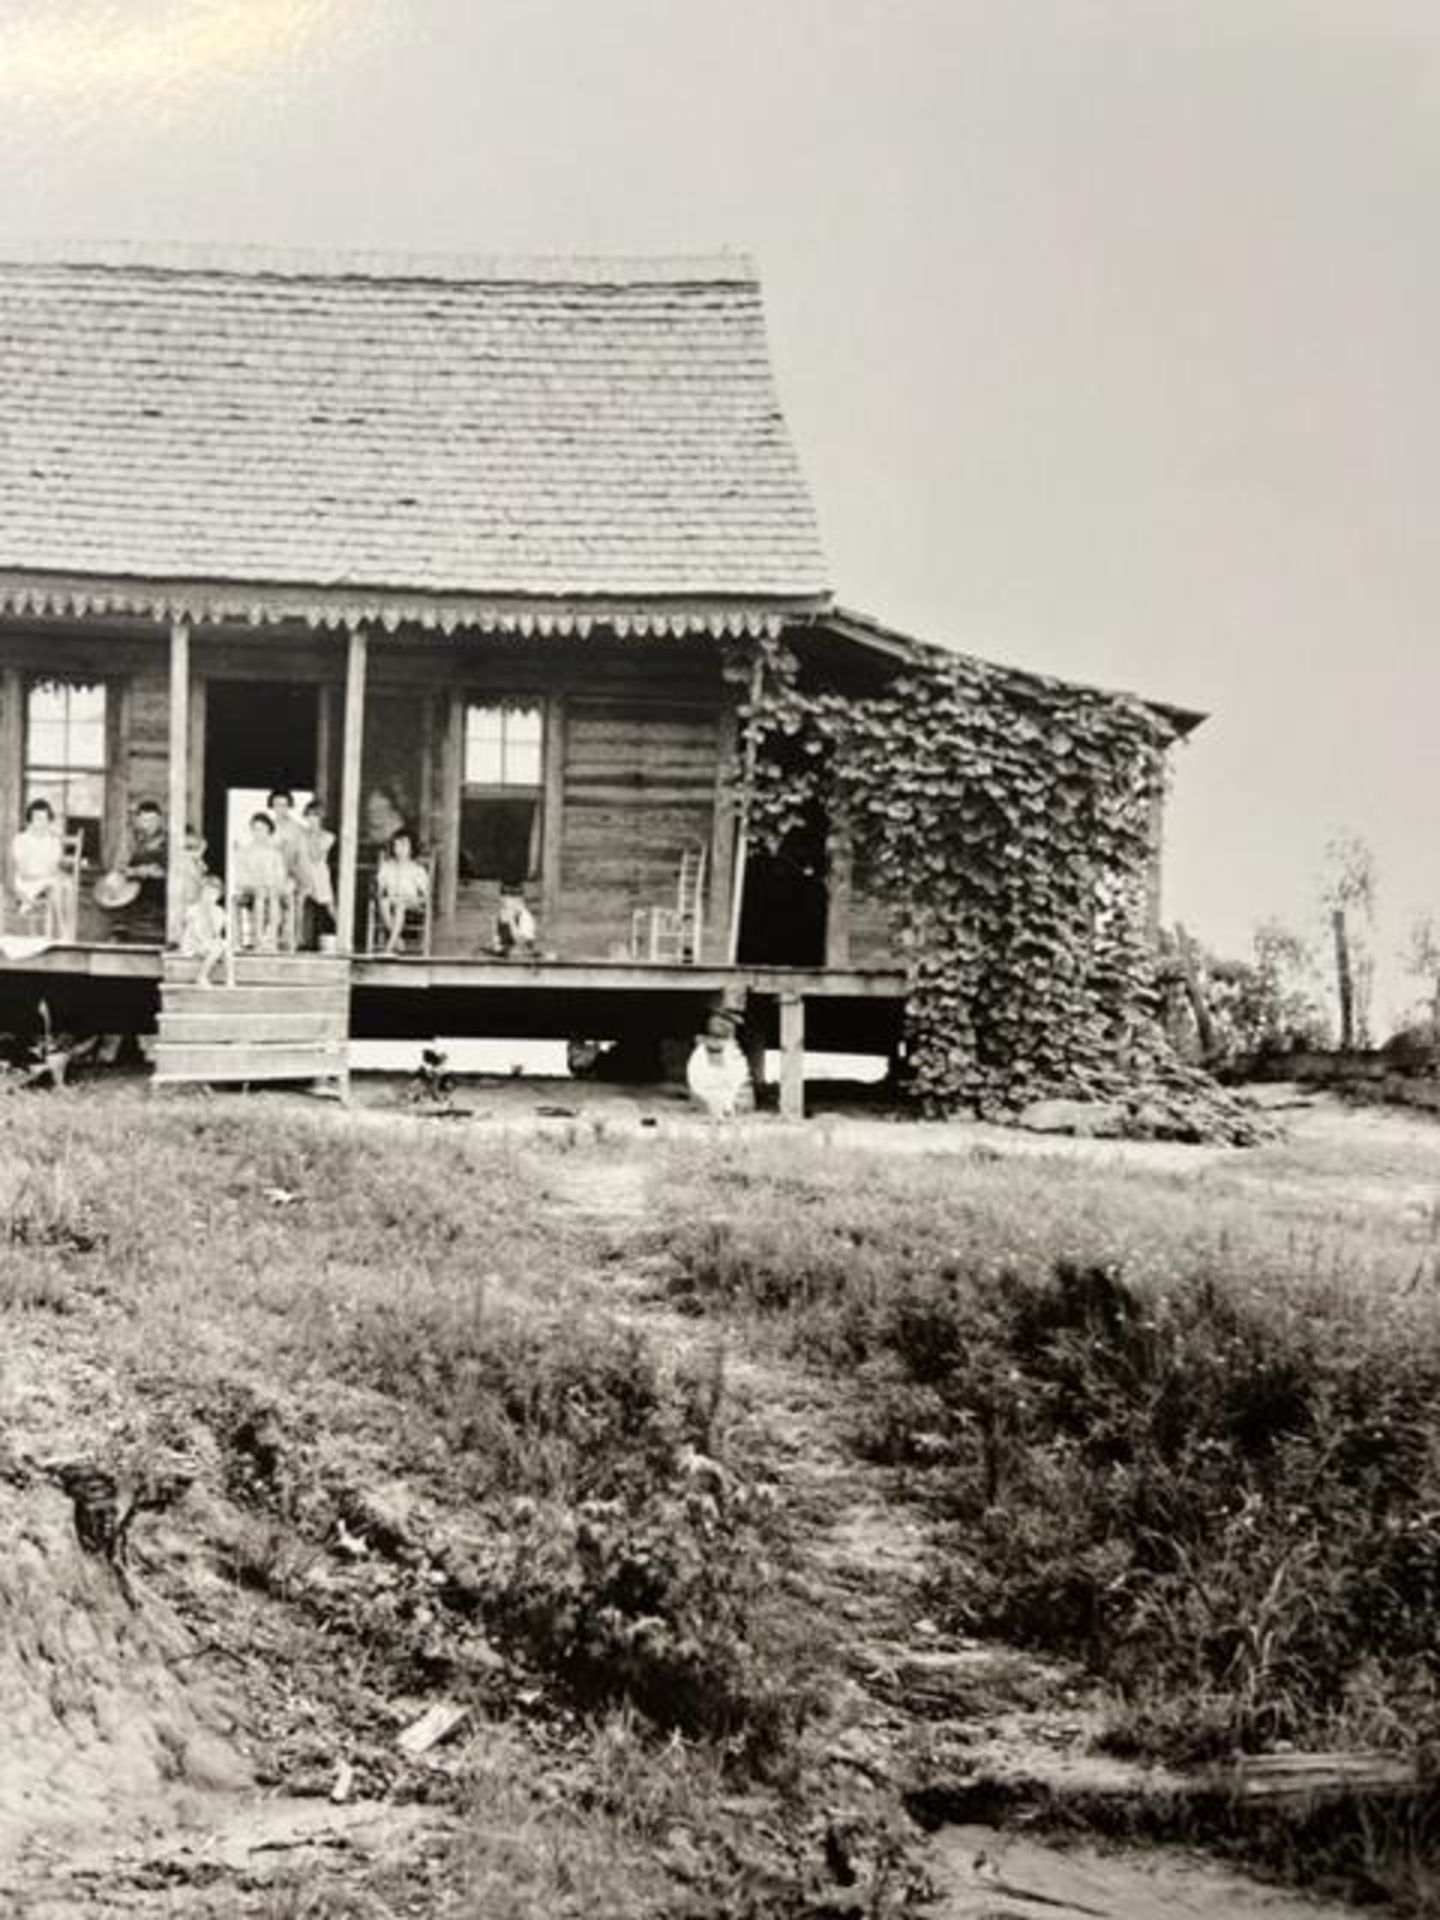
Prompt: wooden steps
<box><xmin>153</xmin><ymin>953</ymin><xmax>351</xmax><ymax>1089</ymax></box>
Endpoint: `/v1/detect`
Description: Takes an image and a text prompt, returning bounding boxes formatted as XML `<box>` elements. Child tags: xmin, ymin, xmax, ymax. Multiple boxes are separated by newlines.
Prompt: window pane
<box><xmin>68</xmin><ymin>683</ymin><xmax>105</xmax><ymax>723</ymax></box>
<box><xmin>464</xmin><ymin>702</ymin><xmax>544</xmax><ymax>787</ymax></box>
<box><xmin>69</xmin><ymin>720</ymin><xmax>107</xmax><ymax>769</ymax></box>
<box><xmin>63</xmin><ymin>772</ymin><xmax>106</xmax><ymax>822</ymax></box>
<box><xmin>27</xmin><ymin>719</ymin><xmax>67</xmax><ymax>768</ymax></box>
<box><xmin>506</xmin><ymin>739</ymin><xmax>542</xmax><ymax>786</ymax></box>
<box><xmin>27</xmin><ymin>683</ymin><xmax>68</xmax><ymax>727</ymax></box>
<box><xmin>464</xmin><ymin>735</ymin><xmax>505</xmax><ymax>785</ymax></box>
<box><xmin>460</xmin><ymin>795</ymin><xmax>540</xmax><ymax>883</ymax></box>
<box><xmin>24</xmin><ymin>777</ymin><xmax>67</xmax><ymax>820</ymax></box>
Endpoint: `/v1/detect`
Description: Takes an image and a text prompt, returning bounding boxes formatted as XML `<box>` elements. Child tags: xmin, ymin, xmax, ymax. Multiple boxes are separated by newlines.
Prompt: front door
<box><xmin>202</xmin><ymin>680</ymin><xmax>322</xmax><ymax>878</ymax></box>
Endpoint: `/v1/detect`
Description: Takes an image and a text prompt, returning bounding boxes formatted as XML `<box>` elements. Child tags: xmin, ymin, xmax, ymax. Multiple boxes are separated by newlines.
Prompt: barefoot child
<box><xmin>180</xmin><ymin>872</ymin><xmax>229</xmax><ymax>985</ymax></box>
<box><xmin>232</xmin><ymin>813</ymin><xmax>287</xmax><ymax>951</ymax></box>
<box><xmin>376</xmin><ymin>830</ymin><xmax>428</xmax><ymax>953</ymax></box>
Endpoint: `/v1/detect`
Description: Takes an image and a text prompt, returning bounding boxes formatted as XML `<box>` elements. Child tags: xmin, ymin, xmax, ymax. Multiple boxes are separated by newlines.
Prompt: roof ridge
<box><xmin>0</xmin><ymin>237</ymin><xmax>760</xmax><ymax>288</ymax></box>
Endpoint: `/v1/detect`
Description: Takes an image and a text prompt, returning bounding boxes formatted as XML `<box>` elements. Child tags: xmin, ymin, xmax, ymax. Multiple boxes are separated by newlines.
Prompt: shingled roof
<box><xmin>0</xmin><ymin>245</ymin><xmax>829</xmax><ymax>626</ymax></box>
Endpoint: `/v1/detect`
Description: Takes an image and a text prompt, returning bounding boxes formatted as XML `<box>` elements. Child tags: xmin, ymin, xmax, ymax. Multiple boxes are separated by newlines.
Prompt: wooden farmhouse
<box><xmin>0</xmin><ymin>246</ymin><xmax>1197</xmax><ymax>1108</ymax></box>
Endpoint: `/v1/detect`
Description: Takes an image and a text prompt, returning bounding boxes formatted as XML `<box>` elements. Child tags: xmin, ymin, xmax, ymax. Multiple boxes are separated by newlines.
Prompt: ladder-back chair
<box><xmin>631</xmin><ymin>844</ymin><xmax>707</xmax><ymax>964</ymax></box>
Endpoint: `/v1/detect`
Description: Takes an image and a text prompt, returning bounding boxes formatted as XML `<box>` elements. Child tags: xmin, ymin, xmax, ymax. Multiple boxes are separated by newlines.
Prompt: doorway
<box><xmin>203</xmin><ymin>680</ymin><xmax>322</xmax><ymax>876</ymax></box>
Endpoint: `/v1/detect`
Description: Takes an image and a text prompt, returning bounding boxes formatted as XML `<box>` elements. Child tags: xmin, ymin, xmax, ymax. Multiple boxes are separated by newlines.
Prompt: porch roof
<box><xmin>0</xmin><ymin>244</ymin><xmax>829</xmax><ymax>620</ymax></box>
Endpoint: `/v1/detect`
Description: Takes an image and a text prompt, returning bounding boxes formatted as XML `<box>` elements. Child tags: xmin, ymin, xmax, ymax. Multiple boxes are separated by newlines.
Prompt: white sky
<box><xmin>2</xmin><ymin>0</ymin><xmax>1436</xmax><ymax>1021</ymax></box>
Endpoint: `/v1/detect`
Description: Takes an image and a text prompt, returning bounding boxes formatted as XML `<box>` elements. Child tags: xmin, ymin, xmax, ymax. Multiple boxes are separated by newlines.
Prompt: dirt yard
<box><xmin>2</xmin><ymin>1083</ymin><xmax>1437</xmax><ymax>1916</ymax></box>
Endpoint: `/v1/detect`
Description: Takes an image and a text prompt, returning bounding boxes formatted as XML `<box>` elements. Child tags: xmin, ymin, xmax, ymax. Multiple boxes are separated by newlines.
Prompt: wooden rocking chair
<box><xmin>631</xmin><ymin>844</ymin><xmax>707</xmax><ymax>964</ymax></box>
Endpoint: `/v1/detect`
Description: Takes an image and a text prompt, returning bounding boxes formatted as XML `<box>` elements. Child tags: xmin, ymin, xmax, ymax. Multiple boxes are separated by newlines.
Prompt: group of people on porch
<box><xmin>9</xmin><ymin>785</ymin><xmax>436</xmax><ymax>967</ymax></box>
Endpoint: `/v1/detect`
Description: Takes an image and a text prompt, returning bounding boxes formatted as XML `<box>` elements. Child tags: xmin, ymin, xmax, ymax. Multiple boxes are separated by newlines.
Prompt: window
<box><xmin>460</xmin><ymin>702</ymin><xmax>544</xmax><ymax>883</ymax></box>
<box><xmin>25</xmin><ymin>678</ymin><xmax>108</xmax><ymax>862</ymax></box>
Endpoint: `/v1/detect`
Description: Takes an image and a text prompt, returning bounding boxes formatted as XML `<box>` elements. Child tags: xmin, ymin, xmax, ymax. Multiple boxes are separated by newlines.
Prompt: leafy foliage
<box><xmin>733</xmin><ymin>638</ymin><xmax>1175</xmax><ymax>1113</ymax></box>
<box><xmin>1159</xmin><ymin>920</ymin><xmax>1331</xmax><ymax>1062</ymax></box>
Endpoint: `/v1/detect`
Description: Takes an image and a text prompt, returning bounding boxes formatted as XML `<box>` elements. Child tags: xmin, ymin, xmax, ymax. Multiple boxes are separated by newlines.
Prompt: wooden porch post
<box><xmin>707</xmin><ymin>703</ymin><xmax>739</xmax><ymax>966</ymax></box>
<box><xmin>1</xmin><ymin>666</ymin><xmax>22</xmax><ymax>896</ymax></box>
<box><xmin>726</xmin><ymin>652</ymin><xmax>765</xmax><ymax>964</ymax></box>
<box><xmin>824</xmin><ymin>814</ymin><xmax>853</xmax><ymax>968</ymax></box>
<box><xmin>165</xmin><ymin>621</ymin><xmax>190</xmax><ymax>946</ymax></box>
<box><xmin>540</xmin><ymin>692</ymin><xmax>566</xmax><ymax>935</ymax></box>
<box><xmin>779</xmin><ymin>991</ymin><xmax>806</xmax><ymax>1121</ymax></box>
<box><xmin>437</xmin><ymin>687</ymin><xmax>463</xmax><ymax>937</ymax></box>
<box><xmin>336</xmin><ymin>626</ymin><xmax>369</xmax><ymax>954</ymax></box>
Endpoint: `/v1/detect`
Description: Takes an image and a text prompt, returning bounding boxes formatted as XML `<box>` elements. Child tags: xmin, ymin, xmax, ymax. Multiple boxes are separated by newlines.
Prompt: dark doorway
<box><xmin>203</xmin><ymin>680</ymin><xmax>319</xmax><ymax>875</ymax></box>
<box><xmin>737</xmin><ymin>809</ymin><xmax>828</xmax><ymax>967</ymax></box>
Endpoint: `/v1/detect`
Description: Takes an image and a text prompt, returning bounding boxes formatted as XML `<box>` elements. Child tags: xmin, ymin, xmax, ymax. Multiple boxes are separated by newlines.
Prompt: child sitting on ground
<box><xmin>232</xmin><ymin>812</ymin><xmax>288</xmax><ymax>951</ymax></box>
<box><xmin>180</xmin><ymin>872</ymin><xmax>229</xmax><ymax>986</ymax></box>
<box><xmin>376</xmin><ymin>830</ymin><xmax>429</xmax><ymax>953</ymax></box>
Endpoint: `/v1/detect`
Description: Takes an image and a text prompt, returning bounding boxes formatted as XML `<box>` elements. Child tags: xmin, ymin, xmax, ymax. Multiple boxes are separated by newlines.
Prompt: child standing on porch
<box><xmin>180</xmin><ymin>873</ymin><xmax>229</xmax><ymax>986</ymax></box>
<box><xmin>296</xmin><ymin>799</ymin><xmax>336</xmax><ymax>947</ymax></box>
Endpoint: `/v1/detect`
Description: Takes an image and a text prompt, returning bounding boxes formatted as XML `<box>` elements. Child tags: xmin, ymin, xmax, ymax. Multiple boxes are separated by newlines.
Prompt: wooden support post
<box><xmin>541</xmin><ymin>692</ymin><xmax>566</xmax><ymax>934</ymax></box>
<box><xmin>1174</xmin><ymin>920</ymin><xmax>1217</xmax><ymax>1063</ymax></box>
<box><xmin>438</xmin><ymin>687</ymin><xmax>463</xmax><ymax>936</ymax></box>
<box><xmin>1</xmin><ymin>665</ymin><xmax>22</xmax><ymax>896</ymax></box>
<box><xmin>707</xmin><ymin>702</ymin><xmax>739</xmax><ymax>965</ymax></box>
<box><xmin>726</xmin><ymin>652</ymin><xmax>765</xmax><ymax>964</ymax></box>
<box><xmin>186</xmin><ymin>671</ymin><xmax>206</xmax><ymax>831</ymax></box>
<box><xmin>336</xmin><ymin>627</ymin><xmax>369</xmax><ymax>955</ymax></box>
<box><xmin>165</xmin><ymin>621</ymin><xmax>190</xmax><ymax>946</ymax></box>
<box><xmin>824</xmin><ymin>814</ymin><xmax>853</xmax><ymax>968</ymax></box>
<box><xmin>779</xmin><ymin>991</ymin><xmax>806</xmax><ymax>1121</ymax></box>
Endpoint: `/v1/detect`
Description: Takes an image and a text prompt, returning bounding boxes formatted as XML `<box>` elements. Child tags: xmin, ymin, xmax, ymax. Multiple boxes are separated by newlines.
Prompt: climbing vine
<box><xmin>729</xmin><ymin>636</ymin><xmax>1178</xmax><ymax>1117</ymax></box>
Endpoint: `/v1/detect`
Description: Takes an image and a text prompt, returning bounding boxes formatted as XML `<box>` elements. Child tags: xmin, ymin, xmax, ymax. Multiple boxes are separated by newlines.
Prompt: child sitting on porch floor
<box><xmin>180</xmin><ymin>873</ymin><xmax>229</xmax><ymax>986</ymax></box>
<box><xmin>232</xmin><ymin>813</ymin><xmax>288</xmax><ymax>951</ymax></box>
<box><xmin>376</xmin><ymin>830</ymin><xmax>428</xmax><ymax>953</ymax></box>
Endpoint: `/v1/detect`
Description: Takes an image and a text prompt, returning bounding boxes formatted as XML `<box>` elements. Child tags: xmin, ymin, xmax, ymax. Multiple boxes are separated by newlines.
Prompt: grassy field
<box><xmin>661</xmin><ymin>1114</ymin><xmax>1440</xmax><ymax>1768</ymax></box>
<box><xmin>5</xmin><ymin>1089</ymin><xmax>1440</xmax><ymax>1912</ymax></box>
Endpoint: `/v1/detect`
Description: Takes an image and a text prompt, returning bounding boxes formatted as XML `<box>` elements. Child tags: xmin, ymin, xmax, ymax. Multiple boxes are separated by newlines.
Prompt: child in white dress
<box><xmin>180</xmin><ymin>873</ymin><xmax>229</xmax><ymax>986</ymax></box>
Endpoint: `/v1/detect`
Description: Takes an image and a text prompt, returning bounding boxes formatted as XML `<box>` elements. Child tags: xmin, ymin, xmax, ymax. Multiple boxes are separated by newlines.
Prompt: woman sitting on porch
<box><xmin>11</xmin><ymin>799</ymin><xmax>72</xmax><ymax>932</ymax></box>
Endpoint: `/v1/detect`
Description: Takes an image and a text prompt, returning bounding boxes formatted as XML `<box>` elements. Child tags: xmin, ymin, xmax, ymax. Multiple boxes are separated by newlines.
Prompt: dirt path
<box><xmin>549</xmin><ymin>1147</ymin><xmax>1381</xmax><ymax>1919</ymax></box>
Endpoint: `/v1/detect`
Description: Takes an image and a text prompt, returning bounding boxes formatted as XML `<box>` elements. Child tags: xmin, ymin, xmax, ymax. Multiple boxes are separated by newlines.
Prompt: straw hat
<box><xmin>93</xmin><ymin>870</ymin><xmax>141</xmax><ymax>910</ymax></box>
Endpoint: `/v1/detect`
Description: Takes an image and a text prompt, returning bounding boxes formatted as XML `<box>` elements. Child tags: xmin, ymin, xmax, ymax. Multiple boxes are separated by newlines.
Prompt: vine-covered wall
<box><xmin>733</xmin><ymin>636</ymin><xmax>1177</xmax><ymax>1116</ymax></box>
